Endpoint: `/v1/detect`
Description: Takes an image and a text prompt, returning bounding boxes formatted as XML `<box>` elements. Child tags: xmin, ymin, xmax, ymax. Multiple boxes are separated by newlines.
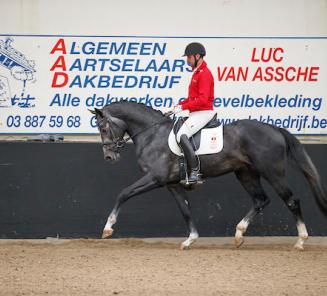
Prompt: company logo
<box><xmin>0</xmin><ymin>37</ymin><xmax>36</xmax><ymax>108</ymax></box>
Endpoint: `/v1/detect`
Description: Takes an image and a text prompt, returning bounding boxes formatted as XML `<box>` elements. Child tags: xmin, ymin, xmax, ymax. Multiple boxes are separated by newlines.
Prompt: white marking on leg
<box><xmin>102</xmin><ymin>214</ymin><xmax>117</xmax><ymax>238</ymax></box>
<box><xmin>181</xmin><ymin>231</ymin><xmax>199</xmax><ymax>250</ymax></box>
<box><xmin>297</xmin><ymin>222</ymin><xmax>308</xmax><ymax>238</ymax></box>
<box><xmin>235</xmin><ymin>219</ymin><xmax>249</xmax><ymax>247</ymax></box>
<box><xmin>294</xmin><ymin>222</ymin><xmax>308</xmax><ymax>250</ymax></box>
<box><xmin>104</xmin><ymin>214</ymin><xmax>117</xmax><ymax>230</ymax></box>
<box><xmin>236</xmin><ymin>219</ymin><xmax>249</xmax><ymax>237</ymax></box>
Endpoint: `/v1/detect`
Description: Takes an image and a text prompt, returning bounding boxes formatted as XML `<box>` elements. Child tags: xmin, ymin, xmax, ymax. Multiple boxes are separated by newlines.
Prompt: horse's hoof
<box><xmin>235</xmin><ymin>236</ymin><xmax>244</xmax><ymax>248</ymax></box>
<box><xmin>294</xmin><ymin>243</ymin><xmax>305</xmax><ymax>251</ymax></box>
<box><xmin>294</xmin><ymin>245</ymin><xmax>305</xmax><ymax>251</ymax></box>
<box><xmin>180</xmin><ymin>243</ymin><xmax>191</xmax><ymax>250</ymax></box>
<box><xmin>102</xmin><ymin>228</ymin><xmax>113</xmax><ymax>239</ymax></box>
<box><xmin>294</xmin><ymin>236</ymin><xmax>308</xmax><ymax>251</ymax></box>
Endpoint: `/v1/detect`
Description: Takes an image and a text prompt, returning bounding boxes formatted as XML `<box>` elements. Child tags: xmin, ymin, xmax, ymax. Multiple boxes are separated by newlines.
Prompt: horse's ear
<box><xmin>91</xmin><ymin>108</ymin><xmax>104</xmax><ymax>118</ymax></box>
<box><xmin>88</xmin><ymin>109</ymin><xmax>96</xmax><ymax>115</ymax></box>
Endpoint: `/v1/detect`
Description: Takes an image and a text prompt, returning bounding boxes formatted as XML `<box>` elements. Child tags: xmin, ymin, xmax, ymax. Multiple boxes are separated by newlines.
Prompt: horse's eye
<box><xmin>101</xmin><ymin>128</ymin><xmax>107</xmax><ymax>133</ymax></box>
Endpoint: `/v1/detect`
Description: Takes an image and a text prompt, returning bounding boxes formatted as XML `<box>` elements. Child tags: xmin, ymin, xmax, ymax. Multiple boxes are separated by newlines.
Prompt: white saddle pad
<box><xmin>168</xmin><ymin>125</ymin><xmax>224</xmax><ymax>156</ymax></box>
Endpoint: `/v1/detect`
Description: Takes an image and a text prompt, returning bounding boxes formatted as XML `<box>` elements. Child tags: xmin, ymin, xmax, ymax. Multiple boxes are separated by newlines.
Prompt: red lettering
<box><xmin>226</xmin><ymin>68</ymin><xmax>236</xmax><ymax>80</ymax></box>
<box><xmin>251</xmin><ymin>48</ymin><xmax>260</xmax><ymax>62</ymax></box>
<box><xmin>252</xmin><ymin>65</ymin><xmax>319</xmax><ymax>82</ymax></box>
<box><xmin>273</xmin><ymin>48</ymin><xmax>284</xmax><ymax>62</ymax></box>
<box><xmin>274</xmin><ymin>67</ymin><xmax>284</xmax><ymax>81</ymax></box>
<box><xmin>251</xmin><ymin>48</ymin><xmax>284</xmax><ymax>63</ymax></box>
<box><xmin>217</xmin><ymin>67</ymin><xmax>228</xmax><ymax>81</ymax></box>
<box><xmin>50</xmin><ymin>56</ymin><xmax>67</xmax><ymax>71</ymax></box>
<box><xmin>308</xmin><ymin>66</ymin><xmax>319</xmax><ymax>82</ymax></box>
<box><xmin>261</xmin><ymin>48</ymin><xmax>273</xmax><ymax>62</ymax></box>
<box><xmin>217</xmin><ymin>67</ymin><xmax>248</xmax><ymax>81</ymax></box>
<box><xmin>252</xmin><ymin>67</ymin><xmax>263</xmax><ymax>81</ymax></box>
<box><xmin>285</xmin><ymin>67</ymin><xmax>296</xmax><ymax>81</ymax></box>
<box><xmin>50</xmin><ymin>38</ymin><xmax>67</xmax><ymax>54</ymax></box>
<box><xmin>264</xmin><ymin>67</ymin><xmax>274</xmax><ymax>81</ymax></box>
<box><xmin>296</xmin><ymin>67</ymin><xmax>309</xmax><ymax>81</ymax></box>
<box><xmin>51</xmin><ymin>72</ymin><xmax>68</xmax><ymax>87</ymax></box>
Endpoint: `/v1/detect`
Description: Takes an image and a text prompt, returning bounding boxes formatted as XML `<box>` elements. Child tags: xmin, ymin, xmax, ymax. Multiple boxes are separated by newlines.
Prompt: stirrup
<box><xmin>180</xmin><ymin>171</ymin><xmax>204</xmax><ymax>186</ymax></box>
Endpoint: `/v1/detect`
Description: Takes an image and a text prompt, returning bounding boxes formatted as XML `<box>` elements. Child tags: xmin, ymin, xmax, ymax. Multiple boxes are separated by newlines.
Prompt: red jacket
<box><xmin>178</xmin><ymin>61</ymin><xmax>214</xmax><ymax>113</ymax></box>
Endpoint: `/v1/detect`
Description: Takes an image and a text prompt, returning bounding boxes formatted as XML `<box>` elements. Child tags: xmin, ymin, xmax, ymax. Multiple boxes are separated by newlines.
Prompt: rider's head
<box><xmin>183</xmin><ymin>42</ymin><xmax>206</xmax><ymax>69</ymax></box>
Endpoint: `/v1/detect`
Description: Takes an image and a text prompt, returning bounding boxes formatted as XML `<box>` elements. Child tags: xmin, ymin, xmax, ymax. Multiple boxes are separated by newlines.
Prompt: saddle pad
<box><xmin>168</xmin><ymin>125</ymin><xmax>223</xmax><ymax>156</ymax></box>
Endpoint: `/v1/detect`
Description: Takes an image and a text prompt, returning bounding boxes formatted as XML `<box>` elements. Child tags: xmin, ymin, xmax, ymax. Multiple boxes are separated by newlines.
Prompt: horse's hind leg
<box><xmin>167</xmin><ymin>184</ymin><xmax>199</xmax><ymax>250</ymax></box>
<box><xmin>268</xmin><ymin>178</ymin><xmax>308</xmax><ymax>250</ymax></box>
<box><xmin>234</xmin><ymin>167</ymin><xmax>270</xmax><ymax>247</ymax></box>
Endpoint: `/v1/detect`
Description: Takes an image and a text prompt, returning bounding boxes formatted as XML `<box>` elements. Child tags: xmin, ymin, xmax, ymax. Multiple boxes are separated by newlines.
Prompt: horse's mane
<box><xmin>103</xmin><ymin>101</ymin><xmax>166</xmax><ymax>119</ymax></box>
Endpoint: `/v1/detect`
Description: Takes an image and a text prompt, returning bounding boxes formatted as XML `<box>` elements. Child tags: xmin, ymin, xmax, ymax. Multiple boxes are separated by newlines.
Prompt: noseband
<box><xmin>100</xmin><ymin>116</ymin><xmax>127</xmax><ymax>152</ymax></box>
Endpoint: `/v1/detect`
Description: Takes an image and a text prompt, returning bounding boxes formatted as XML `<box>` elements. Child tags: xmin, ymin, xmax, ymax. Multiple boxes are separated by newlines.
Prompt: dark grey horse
<box><xmin>90</xmin><ymin>101</ymin><xmax>327</xmax><ymax>250</ymax></box>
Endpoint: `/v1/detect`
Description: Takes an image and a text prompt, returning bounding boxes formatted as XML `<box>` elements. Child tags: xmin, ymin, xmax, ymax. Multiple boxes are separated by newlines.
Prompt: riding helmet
<box><xmin>183</xmin><ymin>42</ymin><xmax>206</xmax><ymax>56</ymax></box>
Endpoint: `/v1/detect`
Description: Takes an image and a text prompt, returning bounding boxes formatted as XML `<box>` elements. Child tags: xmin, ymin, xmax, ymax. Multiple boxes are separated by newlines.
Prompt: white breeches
<box><xmin>176</xmin><ymin>110</ymin><xmax>216</xmax><ymax>143</ymax></box>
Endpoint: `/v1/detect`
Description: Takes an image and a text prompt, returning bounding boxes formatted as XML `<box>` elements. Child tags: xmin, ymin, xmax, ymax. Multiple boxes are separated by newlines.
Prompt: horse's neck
<box><xmin>116</xmin><ymin>106</ymin><xmax>165</xmax><ymax>141</ymax></box>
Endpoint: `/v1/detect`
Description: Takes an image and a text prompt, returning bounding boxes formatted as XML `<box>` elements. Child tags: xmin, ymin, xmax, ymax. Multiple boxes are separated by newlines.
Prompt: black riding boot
<box><xmin>179</xmin><ymin>134</ymin><xmax>201</xmax><ymax>184</ymax></box>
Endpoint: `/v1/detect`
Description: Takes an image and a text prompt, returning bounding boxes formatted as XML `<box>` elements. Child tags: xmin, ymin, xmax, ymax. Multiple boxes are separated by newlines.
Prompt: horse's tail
<box><xmin>279</xmin><ymin>128</ymin><xmax>327</xmax><ymax>217</ymax></box>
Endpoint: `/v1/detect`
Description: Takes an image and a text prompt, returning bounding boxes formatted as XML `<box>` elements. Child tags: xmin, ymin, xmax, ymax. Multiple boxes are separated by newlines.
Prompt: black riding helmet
<box><xmin>183</xmin><ymin>42</ymin><xmax>206</xmax><ymax>69</ymax></box>
<box><xmin>183</xmin><ymin>42</ymin><xmax>206</xmax><ymax>57</ymax></box>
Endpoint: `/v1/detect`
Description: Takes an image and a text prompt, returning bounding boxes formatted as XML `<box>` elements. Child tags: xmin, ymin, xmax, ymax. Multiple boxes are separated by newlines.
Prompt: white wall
<box><xmin>1</xmin><ymin>0</ymin><xmax>326</xmax><ymax>36</ymax></box>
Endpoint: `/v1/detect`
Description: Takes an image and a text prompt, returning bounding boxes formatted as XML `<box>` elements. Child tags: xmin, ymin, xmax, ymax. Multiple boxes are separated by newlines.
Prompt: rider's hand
<box><xmin>174</xmin><ymin>105</ymin><xmax>183</xmax><ymax>114</ymax></box>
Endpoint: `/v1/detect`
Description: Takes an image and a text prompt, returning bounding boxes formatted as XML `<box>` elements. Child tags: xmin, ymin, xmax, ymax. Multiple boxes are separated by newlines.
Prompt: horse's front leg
<box><xmin>167</xmin><ymin>183</ymin><xmax>199</xmax><ymax>250</ymax></box>
<box><xmin>102</xmin><ymin>173</ymin><xmax>158</xmax><ymax>239</ymax></box>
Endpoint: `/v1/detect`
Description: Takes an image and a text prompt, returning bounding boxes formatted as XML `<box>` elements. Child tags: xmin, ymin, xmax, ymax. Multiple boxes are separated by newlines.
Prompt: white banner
<box><xmin>0</xmin><ymin>35</ymin><xmax>326</xmax><ymax>135</ymax></box>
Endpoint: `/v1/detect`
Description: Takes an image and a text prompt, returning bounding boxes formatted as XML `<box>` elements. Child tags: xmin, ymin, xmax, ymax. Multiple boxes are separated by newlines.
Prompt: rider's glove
<box><xmin>173</xmin><ymin>105</ymin><xmax>183</xmax><ymax>114</ymax></box>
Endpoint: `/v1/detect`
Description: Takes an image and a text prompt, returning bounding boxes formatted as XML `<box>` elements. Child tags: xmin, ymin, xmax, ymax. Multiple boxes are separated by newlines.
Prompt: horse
<box><xmin>90</xmin><ymin>101</ymin><xmax>327</xmax><ymax>250</ymax></box>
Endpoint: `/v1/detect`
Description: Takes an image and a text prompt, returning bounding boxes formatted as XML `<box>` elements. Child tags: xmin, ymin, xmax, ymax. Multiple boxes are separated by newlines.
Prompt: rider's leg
<box><xmin>176</xmin><ymin>111</ymin><xmax>216</xmax><ymax>184</ymax></box>
<box><xmin>179</xmin><ymin>134</ymin><xmax>200</xmax><ymax>184</ymax></box>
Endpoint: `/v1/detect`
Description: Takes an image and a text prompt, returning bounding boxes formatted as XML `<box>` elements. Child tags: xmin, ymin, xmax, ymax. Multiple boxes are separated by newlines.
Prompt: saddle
<box><xmin>168</xmin><ymin>113</ymin><xmax>223</xmax><ymax>156</ymax></box>
<box><xmin>168</xmin><ymin>114</ymin><xmax>224</xmax><ymax>189</ymax></box>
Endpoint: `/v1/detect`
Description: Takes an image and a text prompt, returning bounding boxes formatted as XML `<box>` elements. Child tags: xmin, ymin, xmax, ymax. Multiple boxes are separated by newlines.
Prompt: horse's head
<box><xmin>90</xmin><ymin>108</ymin><xmax>127</xmax><ymax>162</ymax></box>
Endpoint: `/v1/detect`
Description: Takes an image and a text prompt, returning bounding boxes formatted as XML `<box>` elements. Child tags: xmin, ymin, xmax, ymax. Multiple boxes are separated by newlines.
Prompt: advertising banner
<box><xmin>0</xmin><ymin>35</ymin><xmax>326</xmax><ymax>135</ymax></box>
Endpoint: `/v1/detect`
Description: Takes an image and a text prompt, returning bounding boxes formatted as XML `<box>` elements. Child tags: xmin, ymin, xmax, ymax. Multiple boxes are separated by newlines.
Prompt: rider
<box><xmin>174</xmin><ymin>42</ymin><xmax>216</xmax><ymax>184</ymax></box>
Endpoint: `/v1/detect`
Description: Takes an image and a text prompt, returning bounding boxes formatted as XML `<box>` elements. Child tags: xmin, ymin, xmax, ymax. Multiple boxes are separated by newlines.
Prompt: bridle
<box><xmin>98</xmin><ymin>114</ymin><xmax>171</xmax><ymax>152</ymax></box>
<box><xmin>98</xmin><ymin>116</ymin><xmax>127</xmax><ymax>152</ymax></box>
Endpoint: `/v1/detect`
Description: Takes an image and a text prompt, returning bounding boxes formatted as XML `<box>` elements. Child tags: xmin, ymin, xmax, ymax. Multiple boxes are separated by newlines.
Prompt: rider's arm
<box><xmin>186</xmin><ymin>71</ymin><xmax>213</xmax><ymax>112</ymax></box>
<box><xmin>178</xmin><ymin>98</ymin><xmax>190</xmax><ymax>109</ymax></box>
